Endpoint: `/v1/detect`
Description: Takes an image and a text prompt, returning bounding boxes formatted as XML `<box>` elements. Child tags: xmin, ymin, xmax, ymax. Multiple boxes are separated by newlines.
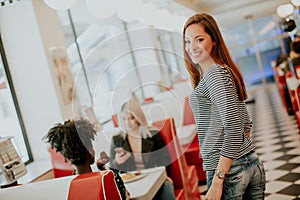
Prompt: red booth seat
<box><xmin>144</xmin><ymin>97</ymin><xmax>154</xmax><ymax>103</ymax></box>
<box><xmin>182</xmin><ymin>96</ymin><xmax>196</xmax><ymax>126</ymax></box>
<box><xmin>48</xmin><ymin>147</ymin><xmax>75</xmax><ymax>178</ymax></box>
<box><xmin>181</xmin><ymin>96</ymin><xmax>206</xmax><ymax>182</ymax></box>
<box><xmin>181</xmin><ymin>135</ymin><xmax>206</xmax><ymax>182</ymax></box>
<box><xmin>153</xmin><ymin>118</ymin><xmax>200</xmax><ymax>200</ymax></box>
<box><xmin>294</xmin><ymin>65</ymin><xmax>300</xmax><ymax>79</ymax></box>
<box><xmin>274</xmin><ymin>67</ymin><xmax>294</xmax><ymax>115</ymax></box>
<box><xmin>289</xmin><ymin>89</ymin><xmax>299</xmax><ymax>113</ymax></box>
<box><xmin>68</xmin><ymin>171</ymin><xmax>122</xmax><ymax>200</ymax></box>
<box><xmin>112</xmin><ymin>114</ymin><xmax>119</xmax><ymax>128</ymax></box>
<box><xmin>295</xmin><ymin>111</ymin><xmax>300</xmax><ymax>130</ymax></box>
<box><xmin>295</xmin><ymin>87</ymin><xmax>300</xmax><ymax>134</ymax></box>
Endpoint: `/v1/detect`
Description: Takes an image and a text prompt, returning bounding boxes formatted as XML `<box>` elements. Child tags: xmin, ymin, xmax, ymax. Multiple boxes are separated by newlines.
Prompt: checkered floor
<box><xmin>199</xmin><ymin>83</ymin><xmax>300</xmax><ymax>199</ymax></box>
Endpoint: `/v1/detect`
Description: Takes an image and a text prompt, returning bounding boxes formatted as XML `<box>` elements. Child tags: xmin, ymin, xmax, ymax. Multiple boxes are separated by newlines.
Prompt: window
<box><xmin>222</xmin><ymin>15</ymin><xmax>284</xmax><ymax>86</ymax></box>
<box><xmin>0</xmin><ymin>34</ymin><xmax>32</xmax><ymax>164</ymax></box>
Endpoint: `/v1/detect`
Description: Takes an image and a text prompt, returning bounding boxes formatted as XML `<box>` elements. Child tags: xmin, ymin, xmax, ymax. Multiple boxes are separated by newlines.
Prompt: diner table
<box><xmin>0</xmin><ymin>175</ymin><xmax>73</xmax><ymax>200</ymax></box>
<box><xmin>0</xmin><ymin>166</ymin><xmax>167</xmax><ymax>200</ymax></box>
<box><xmin>124</xmin><ymin>166</ymin><xmax>167</xmax><ymax>200</ymax></box>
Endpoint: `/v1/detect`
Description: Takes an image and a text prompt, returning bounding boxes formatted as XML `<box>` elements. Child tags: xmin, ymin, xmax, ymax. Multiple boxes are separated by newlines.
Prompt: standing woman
<box><xmin>183</xmin><ymin>13</ymin><xmax>266</xmax><ymax>200</ymax></box>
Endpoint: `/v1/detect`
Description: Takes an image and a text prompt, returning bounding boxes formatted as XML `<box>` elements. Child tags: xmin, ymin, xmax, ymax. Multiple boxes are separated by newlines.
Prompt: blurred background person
<box><xmin>109</xmin><ymin>98</ymin><xmax>175</xmax><ymax>200</ymax></box>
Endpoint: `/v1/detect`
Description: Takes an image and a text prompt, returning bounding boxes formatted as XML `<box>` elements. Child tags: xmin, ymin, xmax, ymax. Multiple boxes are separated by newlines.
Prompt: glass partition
<box><xmin>0</xmin><ymin>34</ymin><xmax>32</xmax><ymax>164</ymax></box>
<box><xmin>222</xmin><ymin>15</ymin><xmax>284</xmax><ymax>86</ymax></box>
<box><xmin>56</xmin><ymin>2</ymin><xmax>288</xmax><ymax>124</ymax></box>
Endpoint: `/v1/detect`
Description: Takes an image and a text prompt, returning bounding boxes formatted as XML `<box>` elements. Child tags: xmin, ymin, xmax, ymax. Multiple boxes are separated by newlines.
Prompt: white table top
<box><xmin>124</xmin><ymin>166</ymin><xmax>167</xmax><ymax>200</ymax></box>
<box><xmin>0</xmin><ymin>175</ymin><xmax>74</xmax><ymax>200</ymax></box>
<box><xmin>0</xmin><ymin>167</ymin><xmax>167</xmax><ymax>200</ymax></box>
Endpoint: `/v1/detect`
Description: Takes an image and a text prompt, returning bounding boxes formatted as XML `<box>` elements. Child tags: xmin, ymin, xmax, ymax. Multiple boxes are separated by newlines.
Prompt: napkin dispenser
<box><xmin>0</xmin><ymin>136</ymin><xmax>27</xmax><ymax>187</ymax></box>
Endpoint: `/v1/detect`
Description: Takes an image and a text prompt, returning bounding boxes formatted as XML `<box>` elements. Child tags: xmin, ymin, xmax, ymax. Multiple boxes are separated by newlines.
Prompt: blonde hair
<box><xmin>119</xmin><ymin>99</ymin><xmax>152</xmax><ymax>138</ymax></box>
<box><xmin>183</xmin><ymin>13</ymin><xmax>248</xmax><ymax>101</ymax></box>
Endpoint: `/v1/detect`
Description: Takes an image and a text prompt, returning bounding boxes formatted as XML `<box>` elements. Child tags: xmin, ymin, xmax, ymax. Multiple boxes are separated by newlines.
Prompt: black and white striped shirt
<box><xmin>189</xmin><ymin>64</ymin><xmax>255</xmax><ymax>171</ymax></box>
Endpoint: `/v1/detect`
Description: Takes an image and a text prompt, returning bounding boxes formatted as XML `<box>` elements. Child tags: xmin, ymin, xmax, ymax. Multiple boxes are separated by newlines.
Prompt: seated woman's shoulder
<box><xmin>148</xmin><ymin>129</ymin><xmax>165</xmax><ymax>141</ymax></box>
<box><xmin>149</xmin><ymin>128</ymin><xmax>159</xmax><ymax>135</ymax></box>
<box><xmin>112</xmin><ymin>132</ymin><xmax>126</xmax><ymax>140</ymax></box>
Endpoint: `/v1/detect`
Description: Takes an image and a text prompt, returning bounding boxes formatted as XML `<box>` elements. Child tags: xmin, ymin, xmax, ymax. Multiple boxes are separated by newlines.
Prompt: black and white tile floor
<box><xmin>199</xmin><ymin>84</ymin><xmax>300</xmax><ymax>199</ymax></box>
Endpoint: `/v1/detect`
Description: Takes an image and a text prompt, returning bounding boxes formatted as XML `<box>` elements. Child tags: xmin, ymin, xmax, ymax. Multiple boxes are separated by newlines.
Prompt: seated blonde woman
<box><xmin>109</xmin><ymin>99</ymin><xmax>175</xmax><ymax>200</ymax></box>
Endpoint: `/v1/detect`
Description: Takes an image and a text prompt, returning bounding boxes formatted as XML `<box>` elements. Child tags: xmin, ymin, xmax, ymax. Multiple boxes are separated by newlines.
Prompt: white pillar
<box><xmin>0</xmin><ymin>0</ymin><xmax>81</xmax><ymax>160</ymax></box>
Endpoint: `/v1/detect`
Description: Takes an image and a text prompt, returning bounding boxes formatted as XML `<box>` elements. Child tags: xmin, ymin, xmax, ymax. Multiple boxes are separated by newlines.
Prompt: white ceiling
<box><xmin>61</xmin><ymin>0</ymin><xmax>298</xmax><ymax>49</ymax></box>
<box><xmin>173</xmin><ymin>0</ymin><xmax>292</xmax><ymax>27</ymax></box>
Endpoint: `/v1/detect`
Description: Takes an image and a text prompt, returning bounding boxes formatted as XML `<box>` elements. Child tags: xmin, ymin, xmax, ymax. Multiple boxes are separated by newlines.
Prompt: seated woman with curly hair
<box><xmin>43</xmin><ymin>118</ymin><xmax>129</xmax><ymax>200</ymax></box>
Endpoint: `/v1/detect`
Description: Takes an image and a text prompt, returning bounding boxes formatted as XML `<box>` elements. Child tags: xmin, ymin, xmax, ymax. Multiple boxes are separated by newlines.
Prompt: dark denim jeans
<box><xmin>206</xmin><ymin>152</ymin><xmax>266</xmax><ymax>200</ymax></box>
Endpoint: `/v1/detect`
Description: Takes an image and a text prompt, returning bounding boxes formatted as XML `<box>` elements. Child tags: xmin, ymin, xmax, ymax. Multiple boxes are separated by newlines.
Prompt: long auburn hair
<box><xmin>183</xmin><ymin>13</ymin><xmax>248</xmax><ymax>101</ymax></box>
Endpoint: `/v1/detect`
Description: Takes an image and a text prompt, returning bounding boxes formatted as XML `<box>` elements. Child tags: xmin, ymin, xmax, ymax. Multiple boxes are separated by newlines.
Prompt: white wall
<box><xmin>0</xmin><ymin>0</ymin><xmax>80</xmax><ymax>160</ymax></box>
<box><xmin>32</xmin><ymin>0</ymin><xmax>81</xmax><ymax>119</ymax></box>
<box><xmin>127</xmin><ymin>26</ymin><xmax>162</xmax><ymax>99</ymax></box>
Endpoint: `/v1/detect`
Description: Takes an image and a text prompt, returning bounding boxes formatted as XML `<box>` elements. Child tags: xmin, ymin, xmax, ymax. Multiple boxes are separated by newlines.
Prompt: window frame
<box><xmin>0</xmin><ymin>33</ymin><xmax>33</xmax><ymax>165</ymax></box>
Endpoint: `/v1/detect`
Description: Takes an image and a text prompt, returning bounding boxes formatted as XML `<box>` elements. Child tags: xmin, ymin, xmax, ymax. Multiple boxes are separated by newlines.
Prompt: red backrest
<box><xmin>290</xmin><ymin>89</ymin><xmax>299</xmax><ymax>112</ymax></box>
<box><xmin>294</xmin><ymin>65</ymin><xmax>300</xmax><ymax>79</ymax></box>
<box><xmin>274</xmin><ymin>66</ymin><xmax>287</xmax><ymax>85</ymax></box>
<box><xmin>68</xmin><ymin>171</ymin><xmax>122</xmax><ymax>200</ymax></box>
<box><xmin>296</xmin><ymin>87</ymin><xmax>300</xmax><ymax>109</ymax></box>
<box><xmin>182</xmin><ymin>96</ymin><xmax>195</xmax><ymax>126</ymax></box>
<box><xmin>152</xmin><ymin>118</ymin><xmax>189</xmax><ymax>190</ymax></box>
<box><xmin>286</xmin><ymin>70</ymin><xmax>292</xmax><ymax>78</ymax></box>
<box><xmin>112</xmin><ymin>114</ymin><xmax>119</xmax><ymax>128</ymax></box>
<box><xmin>144</xmin><ymin>97</ymin><xmax>154</xmax><ymax>103</ymax></box>
<box><xmin>48</xmin><ymin>147</ymin><xmax>75</xmax><ymax>178</ymax></box>
<box><xmin>278</xmin><ymin>74</ymin><xmax>287</xmax><ymax>85</ymax></box>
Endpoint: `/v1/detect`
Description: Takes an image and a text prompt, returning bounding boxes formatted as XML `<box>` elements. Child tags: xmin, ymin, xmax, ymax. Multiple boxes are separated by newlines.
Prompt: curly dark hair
<box><xmin>43</xmin><ymin>118</ymin><xmax>97</xmax><ymax>165</ymax></box>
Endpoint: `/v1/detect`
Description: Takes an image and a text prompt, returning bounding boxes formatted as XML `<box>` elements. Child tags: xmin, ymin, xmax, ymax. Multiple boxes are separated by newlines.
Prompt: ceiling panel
<box><xmin>173</xmin><ymin>0</ymin><xmax>292</xmax><ymax>27</ymax></box>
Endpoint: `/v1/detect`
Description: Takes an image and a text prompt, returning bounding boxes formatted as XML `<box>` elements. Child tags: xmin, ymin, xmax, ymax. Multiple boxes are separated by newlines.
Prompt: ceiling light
<box><xmin>276</xmin><ymin>3</ymin><xmax>294</xmax><ymax>18</ymax></box>
<box><xmin>292</xmin><ymin>0</ymin><xmax>300</xmax><ymax>6</ymax></box>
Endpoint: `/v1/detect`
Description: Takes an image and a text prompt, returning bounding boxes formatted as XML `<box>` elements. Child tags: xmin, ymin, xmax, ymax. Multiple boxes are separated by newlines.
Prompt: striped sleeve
<box><xmin>203</xmin><ymin>67</ymin><xmax>243</xmax><ymax>159</ymax></box>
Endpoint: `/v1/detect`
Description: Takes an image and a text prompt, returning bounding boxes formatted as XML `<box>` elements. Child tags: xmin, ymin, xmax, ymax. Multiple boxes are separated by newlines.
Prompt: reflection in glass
<box><xmin>0</xmin><ymin>38</ymin><xmax>32</xmax><ymax>164</ymax></box>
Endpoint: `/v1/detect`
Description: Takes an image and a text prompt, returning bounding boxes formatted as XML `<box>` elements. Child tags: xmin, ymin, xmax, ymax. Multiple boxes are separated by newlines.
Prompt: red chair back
<box><xmin>153</xmin><ymin>118</ymin><xmax>201</xmax><ymax>199</ymax></box>
<box><xmin>295</xmin><ymin>65</ymin><xmax>300</xmax><ymax>79</ymax></box>
<box><xmin>290</xmin><ymin>89</ymin><xmax>299</xmax><ymax>113</ymax></box>
<box><xmin>296</xmin><ymin>87</ymin><xmax>300</xmax><ymax>107</ymax></box>
<box><xmin>152</xmin><ymin>118</ymin><xmax>189</xmax><ymax>189</ymax></box>
<box><xmin>144</xmin><ymin>97</ymin><xmax>154</xmax><ymax>103</ymax></box>
<box><xmin>68</xmin><ymin>171</ymin><xmax>122</xmax><ymax>200</ymax></box>
<box><xmin>182</xmin><ymin>96</ymin><xmax>195</xmax><ymax>126</ymax></box>
<box><xmin>112</xmin><ymin>114</ymin><xmax>119</xmax><ymax>128</ymax></box>
<box><xmin>48</xmin><ymin>147</ymin><xmax>74</xmax><ymax>178</ymax></box>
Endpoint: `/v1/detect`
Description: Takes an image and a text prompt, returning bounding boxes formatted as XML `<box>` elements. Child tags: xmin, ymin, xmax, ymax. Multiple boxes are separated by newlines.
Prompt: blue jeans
<box><xmin>206</xmin><ymin>151</ymin><xmax>266</xmax><ymax>200</ymax></box>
